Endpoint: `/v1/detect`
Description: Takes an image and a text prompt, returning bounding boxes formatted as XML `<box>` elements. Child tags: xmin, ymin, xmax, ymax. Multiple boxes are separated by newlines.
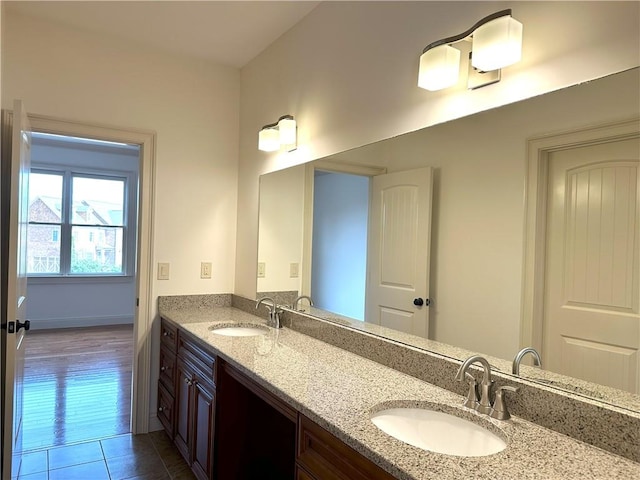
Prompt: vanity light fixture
<box><xmin>418</xmin><ymin>9</ymin><xmax>523</xmax><ymax>91</ymax></box>
<box><xmin>258</xmin><ymin>115</ymin><xmax>297</xmax><ymax>152</ymax></box>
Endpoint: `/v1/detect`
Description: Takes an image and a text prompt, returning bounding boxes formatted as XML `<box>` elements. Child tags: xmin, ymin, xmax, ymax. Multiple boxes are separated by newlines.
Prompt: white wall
<box><xmin>257</xmin><ymin>164</ymin><xmax>304</xmax><ymax>293</ymax></box>
<box><xmin>310</xmin><ymin>69</ymin><xmax>640</xmax><ymax>359</ymax></box>
<box><xmin>2</xmin><ymin>11</ymin><xmax>240</xmax><ymax>298</ymax></box>
<box><xmin>2</xmin><ymin>10</ymin><xmax>239</xmax><ymax>426</ymax></box>
<box><xmin>236</xmin><ymin>1</ymin><xmax>640</xmax><ymax>299</ymax></box>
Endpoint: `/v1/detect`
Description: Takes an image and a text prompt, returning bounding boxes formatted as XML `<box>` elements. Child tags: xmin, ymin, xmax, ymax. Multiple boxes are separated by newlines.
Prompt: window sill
<box><xmin>28</xmin><ymin>275</ymin><xmax>135</xmax><ymax>285</ymax></box>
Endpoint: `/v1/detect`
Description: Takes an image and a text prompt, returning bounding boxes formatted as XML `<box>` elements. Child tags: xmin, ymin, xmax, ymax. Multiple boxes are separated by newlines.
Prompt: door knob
<box><xmin>413</xmin><ymin>298</ymin><xmax>431</xmax><ymax>307</ymax></box>
<box><xmin>16</xmin><ymin>320</ymin><xmax>30</xmax><ymax>331</ymax></box>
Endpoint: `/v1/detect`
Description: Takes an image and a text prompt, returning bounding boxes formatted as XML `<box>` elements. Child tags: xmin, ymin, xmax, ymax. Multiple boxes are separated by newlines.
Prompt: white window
<box><xmin>28</xmin><ymin>169</ymin><xmax>134</xmax><ymax>277</ymax></box>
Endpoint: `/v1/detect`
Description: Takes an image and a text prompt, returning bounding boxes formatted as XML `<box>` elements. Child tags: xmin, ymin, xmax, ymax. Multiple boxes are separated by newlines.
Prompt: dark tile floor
<box><xmin>15</xmin><ymin>430</ymin><xmax>195</xmax><ymax>480</ymax></box>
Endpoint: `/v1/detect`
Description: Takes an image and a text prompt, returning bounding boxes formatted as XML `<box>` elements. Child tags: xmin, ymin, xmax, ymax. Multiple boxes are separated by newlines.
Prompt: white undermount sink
<box><xmin>209</xmin><ymin>324</ymin><xmax>269</xmax><ymax>337</ymax></box>
<box><xmin>371</xmin><ymin>407</ymin><xmax>506</xmax><ymax>457</ymax></box>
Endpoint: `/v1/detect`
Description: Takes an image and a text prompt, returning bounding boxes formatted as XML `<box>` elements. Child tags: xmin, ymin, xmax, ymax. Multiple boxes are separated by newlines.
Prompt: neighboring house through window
<box><xmin>27</xmin><ymin>133</ymin><xmax>139</xmax><ymax>277</ymax></box>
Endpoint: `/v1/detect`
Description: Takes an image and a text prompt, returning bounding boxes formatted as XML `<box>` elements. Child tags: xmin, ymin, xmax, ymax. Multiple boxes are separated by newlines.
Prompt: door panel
<box><xmin>2</xmin><ymin>100</ymin><xmax>31</xmax><ymax>480</ymax></box>
<box><xmin>366</xmin><ymin>167</ymin><xmax>433</xmax><ymax>337</ymax></box>
<box><xmin>544</xmin><ymin>138</ymin><xmax>639</xmax><ymax>393</ymax></box>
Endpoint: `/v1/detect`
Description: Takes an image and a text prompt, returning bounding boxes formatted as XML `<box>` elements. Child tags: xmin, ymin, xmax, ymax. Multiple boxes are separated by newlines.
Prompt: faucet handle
<box><xmin>489</xmin><ymin>386</ymin><xmax>520</xmax><ymax>420</ymax></box>
<box><xmin>462</xmin><ymin>373</ymin><xmax>479</xmax><ymax>409</ymax></box>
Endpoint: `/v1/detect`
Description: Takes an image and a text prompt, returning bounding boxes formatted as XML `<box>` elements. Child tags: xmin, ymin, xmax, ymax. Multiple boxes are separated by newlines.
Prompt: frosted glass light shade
<box><xmin>418</xmin><ymin>45</ymin><xmax>461</xmax><ymax>91</ymax></box>
<box><xmin>278</xmin><ymin>116</ymin><xmax>297</xmax><ymax>150</ymax></box>
<box><xmin>471</xmin><ymin>16</ymin><xmax>523</xmax><ymax>72</ymax></box>
<box><xmin>258</xmin><ymin>127</ymin><xmax>279</xmax><ymax>152</ymax></box>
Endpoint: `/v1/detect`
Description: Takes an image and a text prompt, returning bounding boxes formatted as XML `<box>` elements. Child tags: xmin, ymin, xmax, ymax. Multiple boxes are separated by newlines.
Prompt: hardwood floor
<box><xmin>21</xmin><ymin>325</ymin><xmax>133</xmax><ymax>452</ymax></box>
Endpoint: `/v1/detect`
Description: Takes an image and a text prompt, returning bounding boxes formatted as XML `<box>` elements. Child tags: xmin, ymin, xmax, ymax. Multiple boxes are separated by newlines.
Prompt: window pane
<box><xmin>72</xmin><ymin>177</ymin><xmax>125</xmax><ymax>226</ymax></box>
<box><xmin>27</xmin><ymin>224</ymin><xmax>61</xmax><ymax>274</ymax></box>
<box><xmin>70</xmin><ymin>226</ymin><xmax>124</xmax><ymax>274</ymax></box>
<box><xmin>29</xmin><ymin>172</ymin><xmax>63</xmax><ymax>223</ymax></box>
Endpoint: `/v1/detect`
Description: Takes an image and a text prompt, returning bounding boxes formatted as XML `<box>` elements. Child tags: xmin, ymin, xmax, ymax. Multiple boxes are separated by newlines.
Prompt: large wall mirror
<box><xmin>257</xmin><ymin>68</ymin><xmax>640</xmax><ymax>411</ymax></box>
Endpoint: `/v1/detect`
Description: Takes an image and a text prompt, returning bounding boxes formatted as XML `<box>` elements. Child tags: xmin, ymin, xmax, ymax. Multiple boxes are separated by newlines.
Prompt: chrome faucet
<box><xmin>512</xmin><ymin>347</ymin><xmax>542</xmax><ymax>375</ymax></box>
<box><xmin>255</xmin><ymin>297</ymin><xmax>282</xmax><ymax>329</ymax></box>
<box><xmin>455</xmin><ymin>355</ymin><xmax>494</xmax><ymax>415</ymax></box>
<box><xmin>292</xmin><ymin>295</ymin><xmax>314</xmax><ymax>311</ymax></box>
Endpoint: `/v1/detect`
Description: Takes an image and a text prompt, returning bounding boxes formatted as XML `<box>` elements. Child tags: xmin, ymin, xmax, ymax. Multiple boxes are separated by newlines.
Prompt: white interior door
<box><xmin>543</xmin><ymin>137</ymin><xmax>639</xmax><ymax>393</ymax></box>
<box><xmin>1</xmin><ymin>100</ymin><xmax>31</xmax><ymax>479</ymax></box>
<box><xmin>366</xmin><ymin>167</ymin><xmax>433</xmax><ymax>337</ymax></box>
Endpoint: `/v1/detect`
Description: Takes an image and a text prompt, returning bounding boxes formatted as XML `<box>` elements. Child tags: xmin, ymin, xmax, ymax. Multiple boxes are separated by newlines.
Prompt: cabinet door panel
<box><xmin>174</xmin><ymin>358</ymin><xmax>193</xmax><ymax>462</ymax></box>
<box><xmin>191</xmin><ymin>380</ymin><xmax>215</xmax><ymax>480</ymax></box>
<box><xmin>296</xmin><ymin>464</ymin><xmax>317</xmax><ymax>480</ymax></box>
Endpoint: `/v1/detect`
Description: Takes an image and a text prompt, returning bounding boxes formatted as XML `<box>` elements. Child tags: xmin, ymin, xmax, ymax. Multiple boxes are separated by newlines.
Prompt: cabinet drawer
<box><xmin>159</xmin><ymin>346</ymin><xmax>176</xmax><ymax>394</ymax></box>
<box><xmin>161</xmin><ymin>318</ymin><xmax>178</xmax><ymax>352</ymax></box>
<box><xmin>178</xmin><ymin>331</ymin><xmax>216</xmax><ymax>383</ymax></box>
<box><xmin>157</xmin><ymin>382</ymin><xmax>175</xmax><ymax>437</ymax></box>
<box><xmin>297</xmin><ymin>414</ymin><xmax>396</xmax><ymax>480</ymax></box>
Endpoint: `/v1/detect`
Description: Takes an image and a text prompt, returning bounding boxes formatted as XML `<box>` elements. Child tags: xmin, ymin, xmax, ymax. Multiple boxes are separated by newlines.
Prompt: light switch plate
<box><xmin>257</xmin><ymin>262</ymin><xmax>266</xmax><ymax>278</ymax></box>
<box><xmin>290</xmin><ymin>262</ymin><xmax>299</xmax><ymax>278</ymax></box>
<box><xmin>157</xmin><ymin>262</ymin><xmax>170</xmax><ymax>280</ymax></box>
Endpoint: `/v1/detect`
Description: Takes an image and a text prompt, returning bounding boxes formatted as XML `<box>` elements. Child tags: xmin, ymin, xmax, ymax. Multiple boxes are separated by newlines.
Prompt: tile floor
<box><xmin>15</xmin><ymin>430</ymin><xmax>195</xmax><ymax>480</ymax></box>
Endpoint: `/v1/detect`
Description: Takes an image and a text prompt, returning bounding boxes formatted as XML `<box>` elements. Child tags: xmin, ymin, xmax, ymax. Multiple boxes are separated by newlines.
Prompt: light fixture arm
<box><xmin>422</xmin><ymin>9</ymin><xmax>512</xmax><ymax>53</ymax></box>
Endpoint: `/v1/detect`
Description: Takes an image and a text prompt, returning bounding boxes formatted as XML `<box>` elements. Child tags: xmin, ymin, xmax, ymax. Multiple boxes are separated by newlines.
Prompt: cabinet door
<box><xmin>191</xmin><ymin>379</ymin><xmax>215</xmax><ymax>480</ymax></box>
<box><xmin>174</xmin><ymin>358</ymin><xmax>193</xmax><ymax>462</ymax></box>
<box><xmin>296</xmin><ymin>464</ymin><xmax>317</xmax><ymax>480</ymax></box>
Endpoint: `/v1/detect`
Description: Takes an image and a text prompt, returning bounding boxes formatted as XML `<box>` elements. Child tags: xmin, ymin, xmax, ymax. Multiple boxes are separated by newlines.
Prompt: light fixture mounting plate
<box><xmin>467</xmin><ymin>62</ymin><xmax>501</xmax><ymax>90</ymax></box>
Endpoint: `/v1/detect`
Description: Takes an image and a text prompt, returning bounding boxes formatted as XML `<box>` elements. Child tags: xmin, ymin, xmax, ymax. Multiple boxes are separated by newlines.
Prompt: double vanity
<box><xmin>157</xmin><ymin>295</ymin><xmax>640</xmax><ymax>479</ymax></box>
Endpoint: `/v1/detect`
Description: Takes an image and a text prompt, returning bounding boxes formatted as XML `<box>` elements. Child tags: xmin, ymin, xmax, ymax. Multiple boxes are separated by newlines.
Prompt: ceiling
<box><xmin>4</xmin><ymin>1</ymin><xmax>321</xmax><ymax>68</ymax></box>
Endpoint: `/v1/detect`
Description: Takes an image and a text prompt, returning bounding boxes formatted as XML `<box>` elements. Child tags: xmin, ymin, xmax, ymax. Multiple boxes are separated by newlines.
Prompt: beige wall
<box><xmin>2</xmin><ymin>11</ymin><xmax>240</xmax><ymax>427</ymax></box>
<box><xmin>2</xmin><ymin>11</ymin><xmax>240</xmax><ymax>296</ymax></box>
<box><xmin>236</xmin><ymin>1</ymin><xmax>640</xmax><ymax>300</ymax></box>
<box><xmin>325</xmin><ymin>69</ymin><xmax>639</xmax><ymax>358</ymax></box>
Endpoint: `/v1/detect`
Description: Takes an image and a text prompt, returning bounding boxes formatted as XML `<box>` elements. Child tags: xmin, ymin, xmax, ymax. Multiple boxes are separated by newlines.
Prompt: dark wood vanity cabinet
<box><xmin>297</xmin><ymin>414</ymin><xmax>396</xmax><ymax>480</ymax></box>
<box><xmin>159</xmin><ymin>318</ymin><xmax>398</xmax><ymax>480</ymax></box>
<box><xmin>158</xmin><ymin>319</ymin><xmax>215</xmax><ymax>480</ymax></box>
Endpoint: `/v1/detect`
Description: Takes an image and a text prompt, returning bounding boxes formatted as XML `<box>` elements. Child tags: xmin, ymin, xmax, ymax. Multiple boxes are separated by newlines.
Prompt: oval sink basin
<box><xmin>371</xmin><ymin>408</ymin><xmax>506</xmax><ymax>457</ymax></box>
<box><xmin>209</xmin><ymin>324</ymin><xmax>269</xmax><ymax>337</ymax></box>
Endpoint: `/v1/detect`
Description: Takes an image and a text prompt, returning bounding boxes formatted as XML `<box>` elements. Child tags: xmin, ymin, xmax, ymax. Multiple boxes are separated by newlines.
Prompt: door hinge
<box><xmin>136</xmin><ymin>298</ymin><xmax>139</xmax><ymax>307</ymax></box>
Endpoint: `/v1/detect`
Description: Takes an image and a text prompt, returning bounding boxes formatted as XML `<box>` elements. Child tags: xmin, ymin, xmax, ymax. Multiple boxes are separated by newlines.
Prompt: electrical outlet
<box><xmin>290</xmin><ymin>262</ymin><xmax>299</xmax><ymax>278</ymax></box>
<box><xmin>201</xmin><ymin>262</ymin><xmax>212</xmax><ymax>279</ymax></box>
<box><xmin>157</xmin><ymin>262</ymin><xmax>170</xmax><ymax>280</ymax></box>
<box><xmin>257</xmin><ymin>262</ymin><xmax>266</xmax><ymax>278</ymax></box>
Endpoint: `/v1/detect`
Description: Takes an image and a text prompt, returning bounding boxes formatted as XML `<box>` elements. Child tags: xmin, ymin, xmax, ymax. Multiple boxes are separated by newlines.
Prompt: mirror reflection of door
<box><xmin>2</xmin><ymin>99</ymin><xmax>32</xmax><ymax>479</ymax></box>
<box><xmin>366</xmin><ymin>167</ymin><xmax>433</xmax><ymax>337</ymax></box>
<box><xmin>311</xmin><ymin>171</ymin><xmax>370</xmax><ymax>320</ymax></box>
<box><xmin>543</xmin><ymin>137</ymin><xmax>639</xmax><ymax>394</ymax></box>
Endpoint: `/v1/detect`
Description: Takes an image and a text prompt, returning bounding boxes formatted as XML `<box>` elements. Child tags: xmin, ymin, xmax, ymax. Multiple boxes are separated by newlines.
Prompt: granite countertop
<box><xmin>159</xmin><ymin>306</ymin><xmax>640</xmax><ymax>480</ymax></box>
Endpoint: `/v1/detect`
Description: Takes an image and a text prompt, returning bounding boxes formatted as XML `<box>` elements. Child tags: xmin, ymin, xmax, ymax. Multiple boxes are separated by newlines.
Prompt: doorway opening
<box><xmin>311</xmin><ymin>170</ymin><xmax>370</xmax><ymax>320</ymax></box>
<box><xmin>22</xmin><ymin>132</ymin><xmax>140</xmax><ymax>451</ymax></box>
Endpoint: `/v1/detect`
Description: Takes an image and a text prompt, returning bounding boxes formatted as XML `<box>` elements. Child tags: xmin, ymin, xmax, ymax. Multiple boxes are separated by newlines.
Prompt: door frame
<box><xmin>301</xmin><ymin>161</ymin><xmax>386</xmax><ymax>297</ymax></box>
<box><xmin>520</xmin><ymin>117</ymin><xmax>640</xmax><ymax>353</ymax></box>
<box><xmin>20</xmin><ymin>113</ymin><xmax>156</xmax><ymax>434</ymax></box>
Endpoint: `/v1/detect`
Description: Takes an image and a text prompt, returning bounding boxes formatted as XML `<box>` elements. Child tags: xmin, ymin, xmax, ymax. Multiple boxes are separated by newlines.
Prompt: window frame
<box><xmin>28</xmin><ymin>164</ymin><xmax>137</xmax><ymax>279</ymax></box>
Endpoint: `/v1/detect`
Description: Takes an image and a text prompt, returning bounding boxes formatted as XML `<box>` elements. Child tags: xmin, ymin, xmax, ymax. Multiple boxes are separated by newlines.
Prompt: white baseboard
<box><xmin>148</xmin><ymin>414</ymin><xmax>163</xmax><ymax>432</ymax></box>
<box><xmin>29</xmin><ymin>315</ymin><xmax>134</xmax><ymax>330</ymax></box>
